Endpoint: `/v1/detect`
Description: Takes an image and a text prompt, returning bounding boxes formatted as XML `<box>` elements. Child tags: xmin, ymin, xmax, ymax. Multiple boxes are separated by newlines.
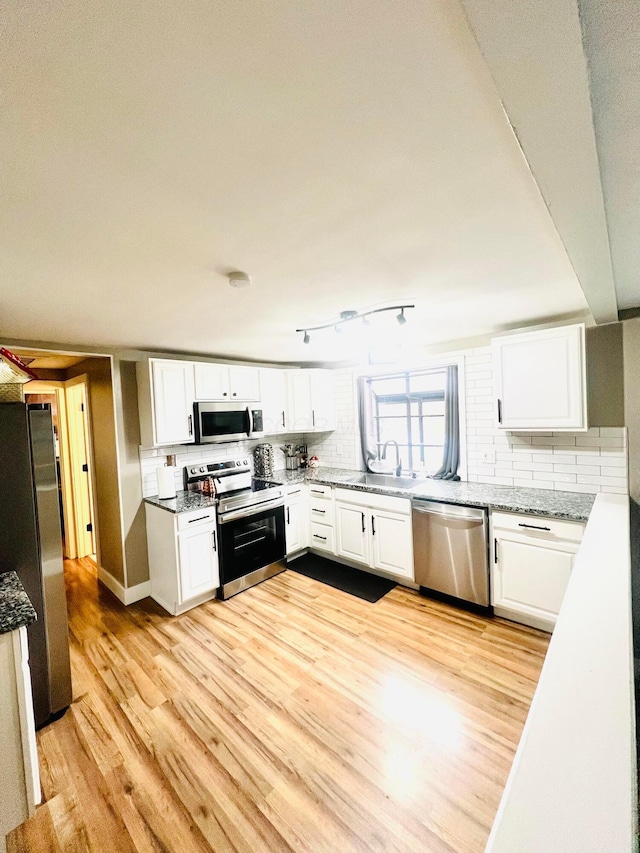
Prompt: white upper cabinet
<box><xmin>286</xmin><ymin>369</ymin><xmax>336</xmax><ymax>432</ymax></box>
<box><xmin>492</xmin><ymin>323</ymin><xmax>587</xmax><ymax>431</ymax></box>
<box><xmin>194</xmin><ymin>363</ymin><xmax>260</xmax><ymax>401</ymax></box>
<box><xmin>137</xmin><ymin>359</ymin><xmax>195</xmax><ymax>447</ymax></box>
<box><xmin>259</xmin><ymin>368</ymin><xmax>289</xmax><ymax>434</ymax></box>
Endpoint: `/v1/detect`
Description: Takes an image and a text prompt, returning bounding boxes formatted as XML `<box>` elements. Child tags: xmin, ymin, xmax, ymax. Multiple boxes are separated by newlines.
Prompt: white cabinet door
<box><xmin>177</xmin><ymin>524</ymin><xmax>219</xmax><ymax>604</ymax></box>
<box><xmin>287</xmin><ymin>370</ymin><xmax>314</xmax><ymax>431</ymax></box>
<box><xmin>152</xmin><ymin>360</ymin><xmax>195</xmax><ymax>445</ymax></box>
<box><xmin>228</xmin><ymin>366</ymin><xmax>260</xmax><ymax>401</ymax></box>
<box><xmin>336</xmin><ymin>502</ymin><xmax>369</xmax><ymax>564</ymax></box>
<box><xmin>285</xmin><ymin>493</ymin><xmax>309</xmax><ymax>556</ymax></box>
<box><xmin>259</xmin><ymin>368</ymin><xmax>289</xmax><ymax>434</ymax></box>
<box><xmin>194</xmin><ymin>363</ymin><xmax>230</xmax><ymax>401</ymax></box>
<box><xmin>309</xmin><ymin>369</ymin><xmax>336</xmax><ymax>431</ymax></box>
<box><xmin>492</xmin><ymin>323</ymin><xmax>586</xmax><ymax>431</ymax></box>
<box><xmin>371</xmin><ymin>510</ymin><xmax>414</xmax><ymax>579</ymax></box>
<box><xmin>286</xmin><ymin>369</ymin><xmax>336</xmax><ymax>433</ymax></box>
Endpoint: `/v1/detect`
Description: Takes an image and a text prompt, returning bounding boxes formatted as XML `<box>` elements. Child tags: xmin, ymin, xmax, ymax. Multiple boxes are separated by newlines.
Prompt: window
<box><xmin>366</xmin><ymin>368</ymin><xmax>448</xmax><ymax>473</ymax></box>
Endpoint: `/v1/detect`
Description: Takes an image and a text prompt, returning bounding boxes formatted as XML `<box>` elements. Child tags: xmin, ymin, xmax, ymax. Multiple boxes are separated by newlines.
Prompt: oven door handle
<box><xmin>218</xmin><ymin>497</ymin><xmax>285</xmax><ymax>524</ymax></box>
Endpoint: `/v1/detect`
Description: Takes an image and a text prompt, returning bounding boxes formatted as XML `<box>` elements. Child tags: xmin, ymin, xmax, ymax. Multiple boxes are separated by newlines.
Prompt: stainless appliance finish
<box><xmin>0</xmin><ymin>403</ymin><xmax>73</xmax><ymax>727</ymax></box>
<box><xmin>193</xmin><ymin>401</ymin><xmax>264</xmax><ymax>444</ymax></box>
<box><xmin>184</xmin><ymin>458</ymin><xmax>286</xmax><ymax>600</ymax></box>
<box><xmin>412</xmin><ymin>499</ymin><xmax>490</xmax><ymax>608</ymax></box>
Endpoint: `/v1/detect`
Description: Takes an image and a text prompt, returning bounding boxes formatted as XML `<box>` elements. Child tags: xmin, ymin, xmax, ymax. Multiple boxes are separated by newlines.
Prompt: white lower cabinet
<box><xmin>334</xmin><ymin>488</ymin><xmax>414</xmax><ymax>581</ymax></box>
<box><xmin>285</xmin><ymin>485</ymin><xmax>309</xmax><ymax>556</ymax></box>
<box><xmin>491</xmin><ymin>510</ymin><xmax>584</xmax><ymax>631</ymax></box>
<box><xmin>145</xmin><ymin>504</ymin><xmax>219</xmax><ymax>615</ymax></box>
<box><xmin>0</xmin><ymin>626</ymin><xmax>40</xmax><ymax>851</ymax></box>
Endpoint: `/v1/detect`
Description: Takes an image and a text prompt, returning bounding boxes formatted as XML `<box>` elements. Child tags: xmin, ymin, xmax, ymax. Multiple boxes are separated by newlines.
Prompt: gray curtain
<box><xmin>432</xmin><ymin>365</ymin><xmax>460</xmax><ymax>480</ymax></box>
<box><xmin>358</xmin><ymin>376</ymin><xmax>378</xmax><ymax>471</ymax></box>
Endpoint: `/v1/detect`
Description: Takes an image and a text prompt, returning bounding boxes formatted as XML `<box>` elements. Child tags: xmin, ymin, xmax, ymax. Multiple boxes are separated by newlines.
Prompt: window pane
<box><xmin>375</xmin><ymin>401</ymin><xmax>406</xmax><ymax>417</ymax></box>
<box><xmin>370</xmin><ymin>377</ymin><xmax>405</xmax><ymax>397</ymax></box>
<box><xmin>421</xmin><ymin>400</ymin><xmax>445</xmax><ymax>417</ymax></box>
<box><xmin>424</xmin><ymin>446</ymin><xmax>443</xmax><ymax>472</ymax></box>
<box><xmin>377</xmin><ymin>419</ymin><xmax>408</xmax><ymax>445</ymax></box>
<box><xmin>409</xmin><ymin>371</ymin><xmax>446</xmax><ymax>394</ymax></box>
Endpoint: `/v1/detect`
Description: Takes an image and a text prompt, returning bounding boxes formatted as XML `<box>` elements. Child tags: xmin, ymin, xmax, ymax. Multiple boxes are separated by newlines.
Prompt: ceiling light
<box><xmin>227</xmin><ymin>270</ymin><xmax>251</xmax><ymax>288</ymax></box>
<box><xmin>296</xmin><ymin>304</ymin><xmax>414</xmax><ymax>343</ymax></box>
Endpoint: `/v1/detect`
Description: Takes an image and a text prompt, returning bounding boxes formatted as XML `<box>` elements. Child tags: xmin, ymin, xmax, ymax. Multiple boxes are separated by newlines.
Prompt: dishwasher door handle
<box><xmin>412</xmin><ymin>505</ymin><xmax>485</xmax><ymax>524</ymax></box>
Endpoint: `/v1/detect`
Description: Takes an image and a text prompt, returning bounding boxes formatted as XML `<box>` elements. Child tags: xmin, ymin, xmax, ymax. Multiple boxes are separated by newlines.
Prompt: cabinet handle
<box><xmin>497</xmin><ymin>399</ymin><xmax>502</xmax><ymax>424</ymax></box>
<box><xmin>313</xmin><ymin>534</ymin><xmax>327</xmax><ymax>540</ymax></box>
<box><xmin>286</xmin><ymin>506</ymin><xmax>290</xmax><ymax>524</ymax></box>
<box><xmin>232</xmin><ymin>392</ymin><xmax>237</xmax><ymax>397</ymax></box>
<box><xmin>312</xmin><ymin>508</ymin><xmax>326</xmax><ymax>514</ymax></box>
<box><xmin>494</xmin><ymin>537</ymin><xmax>498</xmax><ymax>563</ymax></box>
<box><xmin>223</xmin><ymin>392</ymin><xmax>228</xmax><ymax>397</ymax></box>
<box><xmin>290</xmin><ymin>489</ymin><xmax>301</xmax><ymax>496</ymax></box>
<box><xmin>212</xmin><ymin>529</ymin><xmax>217</xmax><ymax>551</ymax></box>
<box><xmin>361</xmin><ymin>512</ymin><xmax>365</xmax><ymax>533</ymax></box>
<box><xmin>188</xmin><ymin>414</ymin><xmax>193</xmax><ymax>436</ymax></box>
<box><xmin>281</xmin><ymin>410</ymin><xmax>286</xmax><ymax>428</ymax></box>
<box><xmin>312</xmin><ymin>409</ymin><xmax>316</xmax><ymax>427</ymax></box>
<box><xmin>188</xmin><ymin>515</ymin><xmax>210</xmax><ymax>524</ymax></box>
<box><xmin>311</xmin><ymin>489</ymin><xmax>325</xmax><ymax>495</ymax></box>
<box><xmin>371</xmin><ymin>515</ymin><xmax>376</xmax><ymax>536</ymax></box>
<box><xmin>518</xmin><ymin>522</ymin><xmax>551</xmax><ymax>531</ymax></box>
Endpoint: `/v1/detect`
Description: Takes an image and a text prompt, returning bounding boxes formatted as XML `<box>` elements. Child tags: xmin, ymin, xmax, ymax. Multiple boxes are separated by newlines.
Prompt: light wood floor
<box><xmin>8</xmin><ymin>558</ymin><xmax>550</xmax><ymax>853</ymax></box>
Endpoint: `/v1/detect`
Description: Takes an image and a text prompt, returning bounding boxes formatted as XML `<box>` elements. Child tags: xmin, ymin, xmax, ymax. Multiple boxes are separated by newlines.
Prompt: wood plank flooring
<box><xmin>8</xmin><ymin>558</ymin><xmax>550</xmax><ymax>852</ymax></box>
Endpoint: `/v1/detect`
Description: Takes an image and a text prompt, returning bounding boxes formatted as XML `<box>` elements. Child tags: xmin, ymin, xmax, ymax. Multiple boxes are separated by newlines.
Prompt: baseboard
<box><xmin>97</xmin><ymin>567</ymin><xmax>151</xmax><ymax>606</ymax></box>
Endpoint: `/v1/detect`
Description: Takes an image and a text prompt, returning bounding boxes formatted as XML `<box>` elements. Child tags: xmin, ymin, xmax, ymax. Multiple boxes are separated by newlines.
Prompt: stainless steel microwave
<box><xmin>193</xmin><ymin>402</ymin><xmax>264</xmax><ymax>444</ymax></box>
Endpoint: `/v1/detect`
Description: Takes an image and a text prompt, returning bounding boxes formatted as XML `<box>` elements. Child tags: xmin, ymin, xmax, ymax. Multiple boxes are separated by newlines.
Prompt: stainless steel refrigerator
<box><xmin>0</xmin><ymin>402</ymin><xmax>72</xmax><ymax>728</ymax></box>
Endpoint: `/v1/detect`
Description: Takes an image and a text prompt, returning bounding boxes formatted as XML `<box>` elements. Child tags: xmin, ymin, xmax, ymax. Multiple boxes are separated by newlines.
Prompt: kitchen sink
<box><xmin>347</xmin><ymin>473</ymin><xmax>420</xmax><ymax>490</ymax></box>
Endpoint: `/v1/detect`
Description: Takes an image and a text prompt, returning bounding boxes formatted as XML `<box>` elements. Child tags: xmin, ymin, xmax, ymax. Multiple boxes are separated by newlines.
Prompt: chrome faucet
<box><xmin>381</xmin><ymin>440</ymin><xmax>402</xmax><ymax>476</ymax></box>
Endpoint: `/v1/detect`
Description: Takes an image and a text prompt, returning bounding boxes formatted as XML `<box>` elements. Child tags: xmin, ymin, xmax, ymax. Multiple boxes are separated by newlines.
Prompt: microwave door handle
<box><xmin>246</xmin><ymin>406</ymin><xmax>253</xmax><ymax>437</ymax></box>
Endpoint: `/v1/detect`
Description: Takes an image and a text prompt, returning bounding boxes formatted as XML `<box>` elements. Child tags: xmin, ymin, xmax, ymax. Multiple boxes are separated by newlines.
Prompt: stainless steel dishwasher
<box><xmin>412</xmin><ymin>499</ymin><xmax>490</xmax><ymax>609</ymax></box>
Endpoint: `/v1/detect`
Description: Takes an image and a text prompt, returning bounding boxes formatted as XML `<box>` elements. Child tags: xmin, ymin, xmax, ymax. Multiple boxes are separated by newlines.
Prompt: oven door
<box><xmin>194</xmin><ymin>402</ymin><xmax>250</xmax><ymax>443</ymax></box>
<box><xmin>218</xmin><ymin>499</ymin><xmax>286</xmax><ymax>590</ymax></box>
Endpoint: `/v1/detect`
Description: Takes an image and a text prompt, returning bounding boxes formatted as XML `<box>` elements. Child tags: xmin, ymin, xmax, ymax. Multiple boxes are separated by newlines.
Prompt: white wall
<box><xmin>306</xmin><ymin>346</ymin><xmax>629</xmax><ymax>494</ymax></box>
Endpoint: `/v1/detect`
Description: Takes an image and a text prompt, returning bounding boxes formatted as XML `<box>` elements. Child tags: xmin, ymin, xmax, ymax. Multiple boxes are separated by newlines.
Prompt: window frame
<box><xmin>358</xmin><ymin>355</ymin><xmax>467</xmax><ymax>479</ymax></box>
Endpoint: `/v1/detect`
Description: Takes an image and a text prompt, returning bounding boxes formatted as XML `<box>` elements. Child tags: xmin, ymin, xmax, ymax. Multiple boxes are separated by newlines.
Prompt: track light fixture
<box><xmin>297</xmin><ymin>304</ymin><xmax>414</xmax><ymax>344</ymax></box>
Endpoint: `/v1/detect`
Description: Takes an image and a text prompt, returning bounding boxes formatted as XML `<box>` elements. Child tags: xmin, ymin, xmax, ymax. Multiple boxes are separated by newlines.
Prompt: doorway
<box><xmin>25</xmin><ymin>376</ymin><xmax>97</xmax><ymax>561</ymax></box>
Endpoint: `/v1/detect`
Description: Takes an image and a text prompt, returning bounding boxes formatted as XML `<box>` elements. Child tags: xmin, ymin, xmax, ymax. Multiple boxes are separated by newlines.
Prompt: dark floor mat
<box><xmin>288</xmin><ymin>553</ymin><xmax>396</xmax><ymax>603</ymax></box>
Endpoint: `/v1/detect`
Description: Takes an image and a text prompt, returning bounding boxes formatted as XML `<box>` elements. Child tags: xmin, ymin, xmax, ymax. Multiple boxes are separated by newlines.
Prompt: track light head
<box><xmin>303</xmin><ymin>331</ymin><xmax>310</xmax><ymax>344</ymax></box>
<box><xmin>397</xmin><ymin>308</ymin><xmax>407</xmax><ymax>325</ymax></box>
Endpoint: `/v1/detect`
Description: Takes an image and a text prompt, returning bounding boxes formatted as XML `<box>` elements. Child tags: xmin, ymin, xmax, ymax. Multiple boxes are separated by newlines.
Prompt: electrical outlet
<box><xmin>481</xmin><ymin>449</ymin><xmax>496</xmax><ymax>464</ymax></box>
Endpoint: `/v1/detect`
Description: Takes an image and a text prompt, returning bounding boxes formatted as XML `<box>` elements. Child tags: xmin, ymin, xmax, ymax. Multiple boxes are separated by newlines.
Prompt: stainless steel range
<box><xmin>184</xmin><ymin>458</ymin><xmax>286</xmax><ymax>599</ymax></box>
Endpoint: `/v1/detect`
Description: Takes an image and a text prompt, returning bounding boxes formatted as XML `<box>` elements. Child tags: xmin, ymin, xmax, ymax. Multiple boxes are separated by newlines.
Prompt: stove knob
<box><xmin>236</xmin><ymin>461</ymin><xmax>241</xmax><ymax>466</ymax></box>
<box><xmin>243</xmin><ymin>460</ymin><xmax>249</xmax><ymax>466</ymax></box>
<box><xmin>190</xmin><ymin>468</ymin><xmax>197</xmax><ymax>475</ymax></box>
<box><xmin>199</xmin><ymin>466</ymin><xmax>206</xmax><ymax>473</ymax></box>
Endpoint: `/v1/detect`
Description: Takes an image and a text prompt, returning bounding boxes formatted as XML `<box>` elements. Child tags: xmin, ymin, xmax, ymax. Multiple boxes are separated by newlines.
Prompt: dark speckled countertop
<box><xmin>273</xmin><ymin>467</ymin><xmax>596</xmax><ymax>522</ymax></box>
<box><xmin>144</xmin><ymin>491</ymin><xmax>218</xmax><ymax>514</ymax></box>
<box><xmin>144</xmin><ymin>466</ymin><xmax>596</xmax><ymax>522</ymax></box>
<box><xmin>0</xmin><ymin>571</ymin><xmax>37</xmax><ymax>634</ymax></box>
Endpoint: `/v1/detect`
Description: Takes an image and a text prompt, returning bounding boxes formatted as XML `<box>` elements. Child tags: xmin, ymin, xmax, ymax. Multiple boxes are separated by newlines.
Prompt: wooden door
<box><xmin>65</xmin><ymin>378</ymin><xmax>96</xmax><ymax>559</ymax></box>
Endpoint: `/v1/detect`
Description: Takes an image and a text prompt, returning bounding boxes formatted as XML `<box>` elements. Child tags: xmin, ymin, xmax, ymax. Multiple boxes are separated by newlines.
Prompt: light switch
<box><xmin>481</xmin><ymin>449</ymin><xmax>496</xmax><ymax>464</ymax></box>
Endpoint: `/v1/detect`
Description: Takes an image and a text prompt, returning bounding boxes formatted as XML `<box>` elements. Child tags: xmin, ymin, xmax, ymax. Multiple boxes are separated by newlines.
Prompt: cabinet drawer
<box><xmin>177</xmin><ymin>507</ymin><xmax>217</xmax><ymax>531</ymax></box>
<box><xmin>307</xmin><ymin>483</ymin><xmax>333</xmax><ymax>500</ymax></box>
<box><xmin>310</xmin><ymin>522</ymin><xmax>334</xmax><ymax>553</ymax></box>
<box><xmin>491</xmin><ymin>510</ymin><xmax>584</xmax><ymax>543</ymax></box>
<box><xmin>309</xmin><ymin>498</ymin><xmax>334</xmax><ymax>526</ymax></box>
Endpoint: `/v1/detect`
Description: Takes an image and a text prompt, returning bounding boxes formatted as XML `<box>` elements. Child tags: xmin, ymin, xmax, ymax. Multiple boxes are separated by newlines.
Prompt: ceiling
<box><xmin>2</xmin><ymin>1</ymin><xmax>632</xmax><ymax>364</ymax></box>
<box><xmin>9</xmin><ymin>350</ymin><xmax>87</xmax><ymax>370</ymax></box>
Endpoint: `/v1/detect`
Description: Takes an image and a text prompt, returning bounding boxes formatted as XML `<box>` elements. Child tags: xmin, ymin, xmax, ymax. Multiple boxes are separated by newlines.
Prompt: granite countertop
<box><xmin>144</xmin><ymin>492</ymin><xmax>218</xmax><ymax>514</ymax></box>
<box><xmin>145</xmin><ymin>467</ymin><xmax>597</xmax><ymax>522</ymax></box>
<box><xmin>272</xmin><ymin>467</ymin><xmax>596</xmax><ymax>522</ymax></box>
<box><xmin>0</xmin><ymin>571</ymin><xmax>37</xmax><ymax>634</ymax></box>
